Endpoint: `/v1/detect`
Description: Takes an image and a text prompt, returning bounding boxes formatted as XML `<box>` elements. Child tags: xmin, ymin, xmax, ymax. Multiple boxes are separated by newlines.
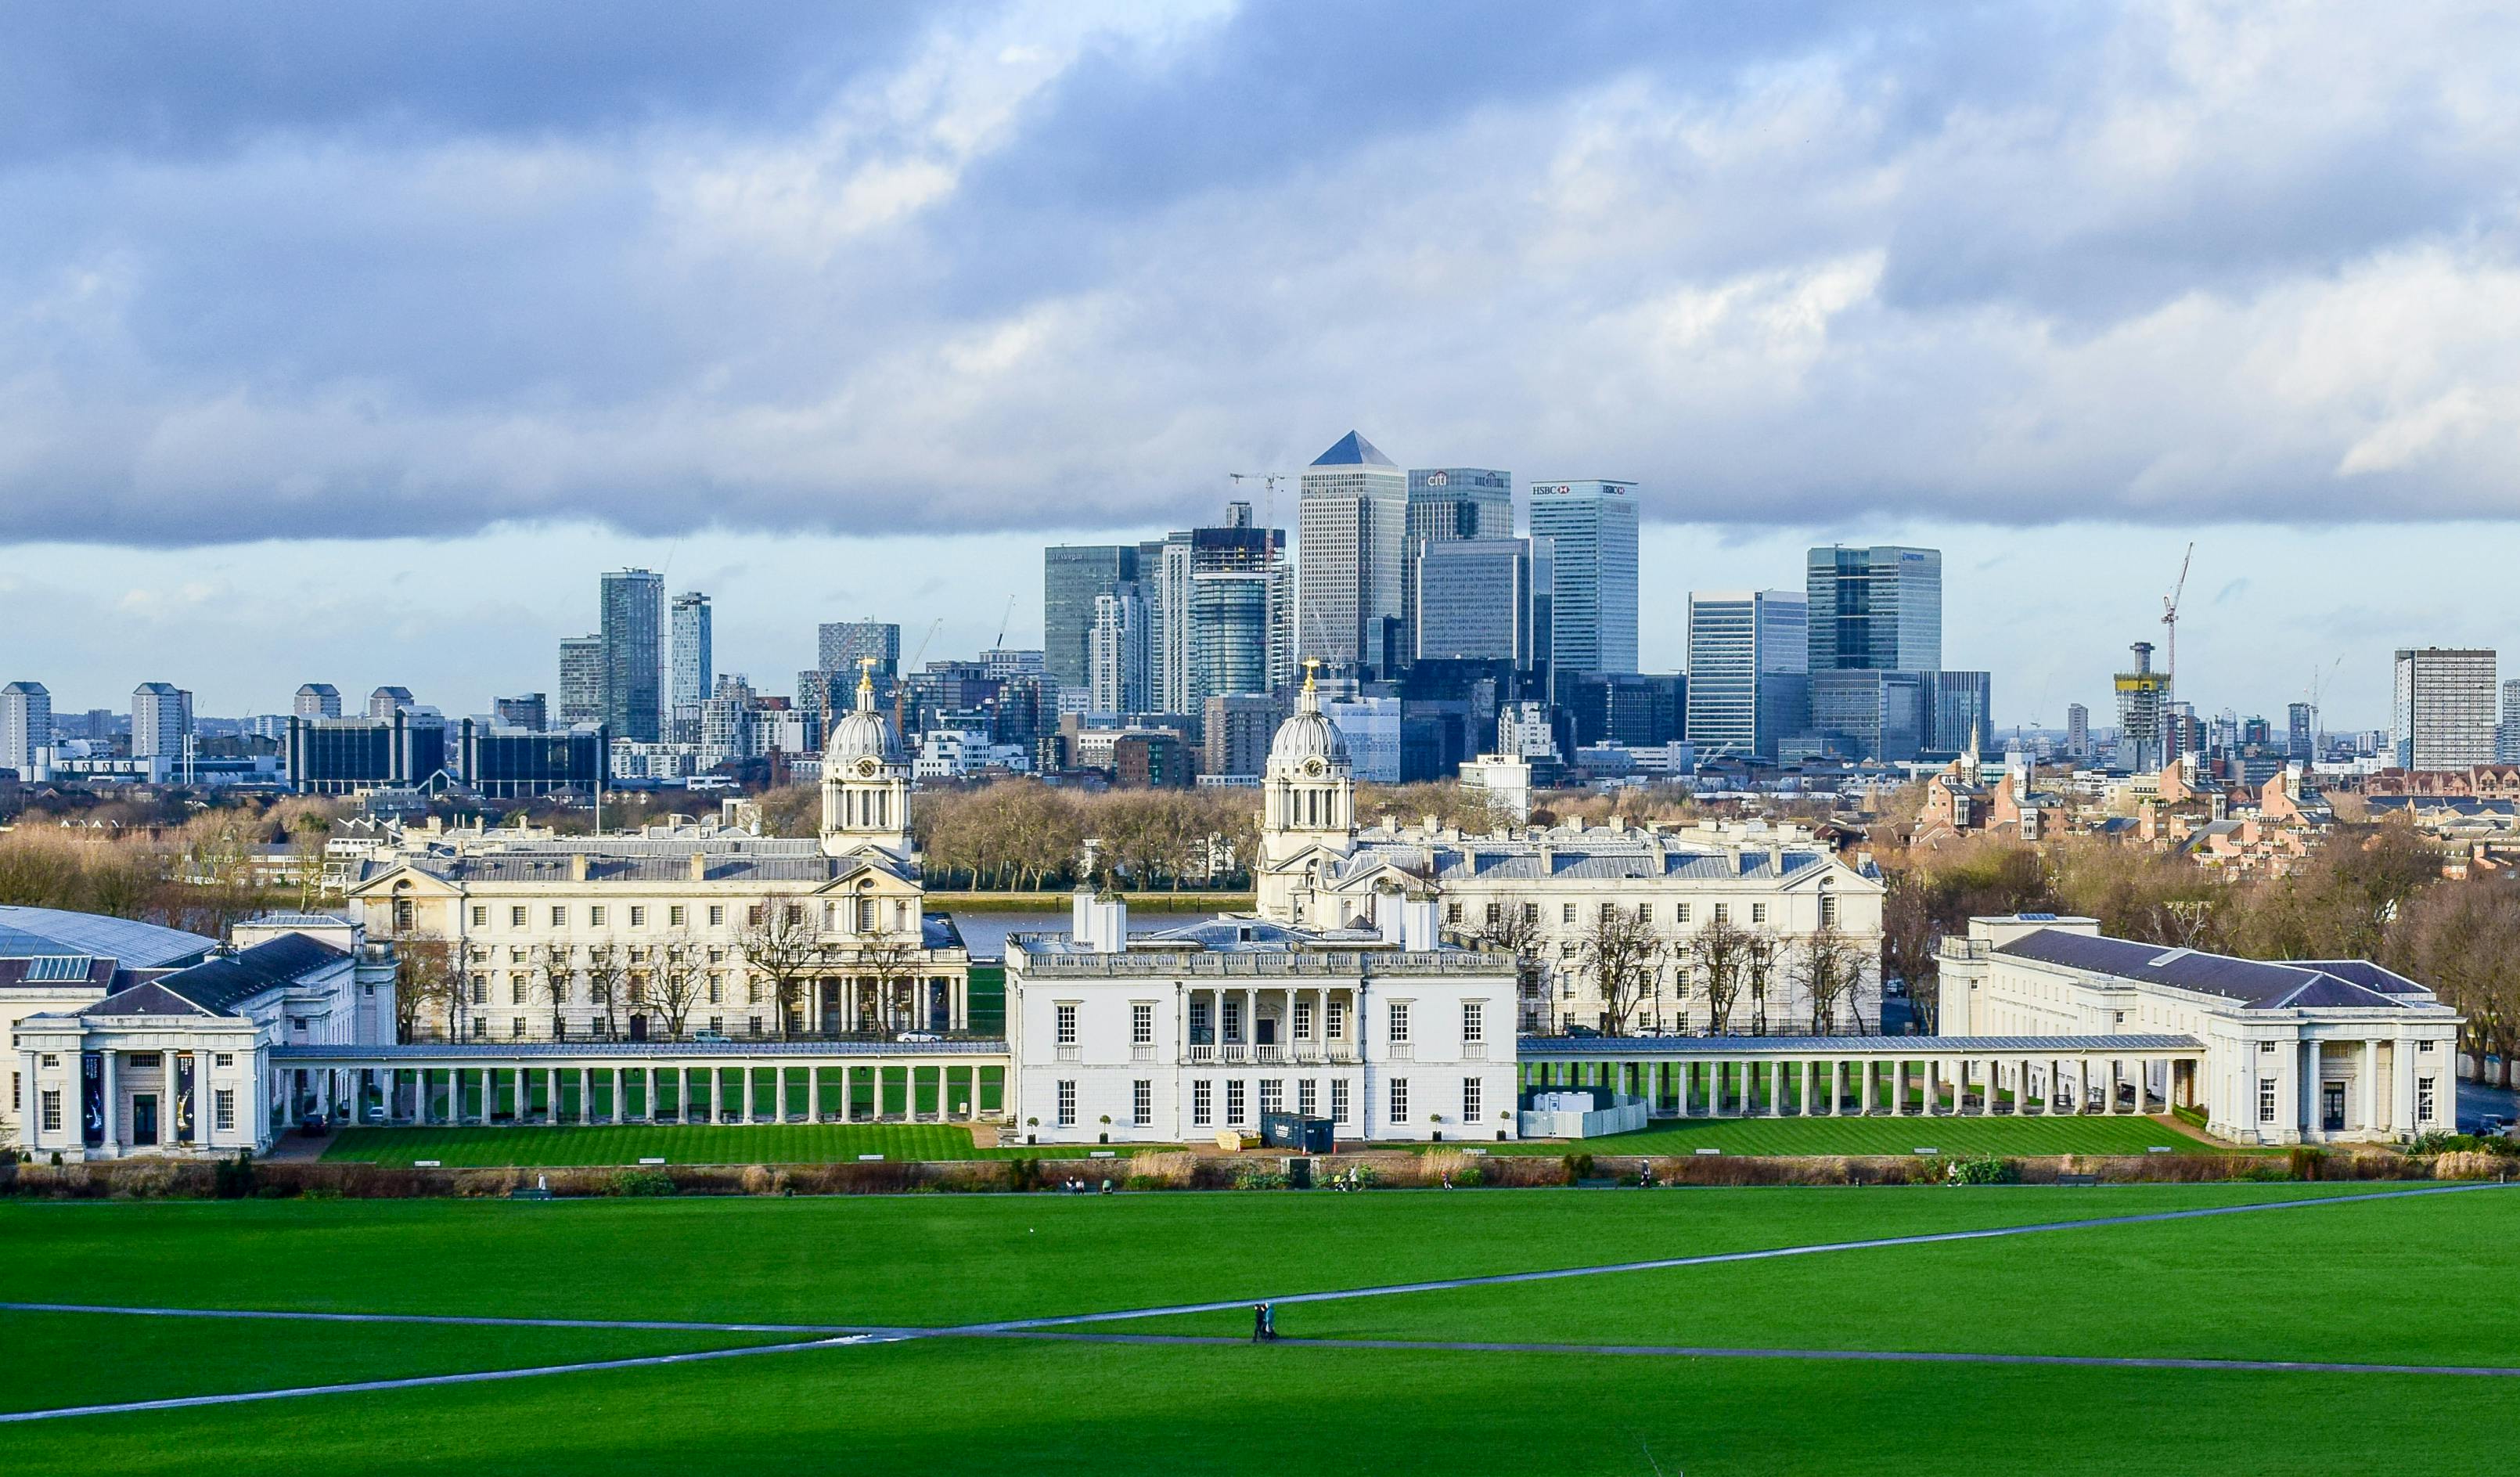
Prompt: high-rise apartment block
<box><xmin>2114</xmin><ymin>642</ymin><xmax>2169</xmax><ymax>771</ymax></box>
<box><xmin>0</xmin><ymin>680</ymin><xmax>50</xmax><ymax>776</ymax></box>
<box><xmin>1528</xmin><ymin>479</ymin><xmax>1638</xmax><ymax>678</ymax></box>
<box><xmin>1150</xmin><ymin>501</ymin><xmax>1290</xmax><ymax>713</ymax></box>
<box><xmin>600</xmin><ymin>568</ymin><xmax>664</xmax><ymax>744</ymax></box>
<box><xmin>557</xmin><ymin>636</ymin><xmax>604</xmax><ymax>726</ymax></box>
<box><xmin>293</xmin><ymin>683</ymin><xmax>340</xmax><ymax>719</ymax></box>
<box><xmin>2392</xmin><ymin>647</ymin><xmax>2496</xmax><ymax>772</ymax></box>
<box><xmin>1297</xmin><ymin>431</ymin><xmax>1408</xmax><ymax>673</ymax></box>
<box><xmin>131</xmin><ymin>682</ymin><xmax>192</xmax><ymax>760</ymax></box>
<box><xmin>1685</xmin><ymin>591</ymin><xmax>1806</xmax><ymax>760</ymax></box>
<box><xmin>2065</xmin><ymin>702</ymin><xmax>2090</xmax><ymax>760</ymax></box>
<box><xmin>670</xmin><ymin>592</ymin><xmax>713</xmax><ymax>741</ymax></box>
<box><xmin>367</xmin><ymin>686</ymin><xmax>415</xmax><ymax>720</ymax></box>
<box><xmin>2288</xmin><ymin>701</ymin><xmax>2316</xmax><ymax>761</ymax></box>
<box><xmin>818</xmin><ymin>621</ymin><xmax>900</xmax><ymax>683</ymax></box>
<box><xmin>1088</xmin><ymin>586</ymin><xmax>1150</xmax><ymax>715</ymax></box>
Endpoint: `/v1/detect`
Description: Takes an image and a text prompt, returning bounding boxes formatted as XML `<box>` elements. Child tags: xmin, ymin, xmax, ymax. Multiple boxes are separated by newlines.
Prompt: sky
<box><xmin>4</xmin><ymin>2</ymin><xmax>2518</xmax><ymax>728</ymax></box>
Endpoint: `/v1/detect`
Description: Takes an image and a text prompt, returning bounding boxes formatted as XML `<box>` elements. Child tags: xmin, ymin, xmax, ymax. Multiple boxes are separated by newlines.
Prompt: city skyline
<box><xmin>1</xmin><ymin>510</ymin><xmax>2506</xmax><ymax>737</ymax></box>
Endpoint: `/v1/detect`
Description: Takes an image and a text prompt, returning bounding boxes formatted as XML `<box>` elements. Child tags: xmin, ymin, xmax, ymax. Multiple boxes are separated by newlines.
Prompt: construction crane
<box><xmin>993</xmin><ymin>594</ymin><xmax>1016</xmax><ymax>651</ymax></box>
<box><xmin>2305</xmin><ymin>656</ymin><xmax>2342</xmax><ymax>750</ymax></box>
<box><xmin>1228</xmin><ymin>471</ymin><xmax>1286</xmax><ymax>530</ymax></box>
<box><xmin>2160</xmin><ymin>542</ymin><xmax>2194</xmax><ymax>756</ymax></box>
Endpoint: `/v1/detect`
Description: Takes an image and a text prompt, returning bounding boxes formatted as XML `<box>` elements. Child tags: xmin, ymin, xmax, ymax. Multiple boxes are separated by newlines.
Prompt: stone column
<box><xmin>2349</xmin><ymin>1033</ymin><xmax>2368</xmax><ymax>1129</ymax></box>
<box><xmin>99</xmin><ymin>1050</ymin><xmax>120</xmax><ymax>1153</ymax></box>
<box><xmin>2301</xmin><ymin>1041</ymin><xmax>2320</xmax><ymax>1140</ymax></box>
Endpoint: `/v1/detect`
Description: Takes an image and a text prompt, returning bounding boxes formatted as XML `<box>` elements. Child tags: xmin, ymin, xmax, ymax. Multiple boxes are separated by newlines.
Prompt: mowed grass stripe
<box><xmin>1496</xmin><ymin>1113</ymin><xmax>2230</xmax><ymax>1158</ymax></box>
<box><xmin>320</xmin><ymin>1123</ymin><xmax>1078</xmax><ymax>1165</ymax></box>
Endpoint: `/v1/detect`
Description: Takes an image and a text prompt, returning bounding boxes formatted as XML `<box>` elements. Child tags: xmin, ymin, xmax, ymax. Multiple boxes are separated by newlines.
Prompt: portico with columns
<box><xmin>1937</xmin><ymin>914</ymin><xmax>2459</xmax><ymax>1144</ymax></box>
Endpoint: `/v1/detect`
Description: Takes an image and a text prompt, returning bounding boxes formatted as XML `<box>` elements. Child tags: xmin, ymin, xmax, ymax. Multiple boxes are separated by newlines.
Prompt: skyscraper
<box><xmin>1413</xmin><ymin>537</ymin><xmax>1539</xmax><ymax>666</ymax></box>
<box><xmin>1685</xmin><ymin>591</ymin><xmax>1806</xmax><ymax>760</ymax></box>
<box><xmin>293</xmin><ymin>683</ymin><xmax>340</xmax><ymax>719</ymax></box>
<box><xmin>1404</xmin><ymin>467</ymin><xmax>1512</xmax><ymax>657</ymax></box>
<box><xmin>600</xmin><ymin>568</ymin><xmax>664</xmax><ymax>743</ymax></box>
<box><xmin>131</xmin><ymin>682</ymin><xmax>192</xmax><ymax>761</ymax></box>
<box><xmin>2499</xmin><ymin>683</ymin><xmax>2520</xmax><ymax>765</ymax></box>
<box><xmin>1528</xmin><ymin>479</ymin><xmax>1639</xmax><ymax>677</ymax></box>
<box><xmin>1296</xmin><ymin>431</ymin><xmax>1408</xmax><ymax>672</ymax></box>
<box><xmin>2065</xmin><ymin>702</ymin><xmax>2091</xmax><ymax>760</ymax></box>
<box><xmin>1044</xmin><ymin>546</ymin><xmax>1139</xmax><ymax>691</ymax></box>
<box><xmin>817</xmin><ymin>621</ymin><xmax>900</xmax><ymax>682</ymax></box>
<box><xmin>1088</xmin><ymin>586</ymin><xmax>1149</xmax><ymax>715</ymax></box>
<box><xmin>1806</xmin><ymin>546</ymin><xmax>1942</xmax><ymax>672</ymax></box>
<box><xmin>670</xmin><ymin>592</ymin><xmax>713</xmax><ymax>741</ymax></box>
<box><xmin>1924</xmin><ymin>669</ymin><xmax>1993</xmax><ymax>755</ymax></box>
<box><xmin>0</xmin><ymin>680</ymin><xmax>50</xmax><ymax>776</ymax></box>
<box><xmin>367</xmin><ymin>686</ymin><xmax>415</xmax><ymax>719</ymax></box>
<box><xmin>2114</xmin><ymin>642</ymin><xmax>2169</xmax><ymax>771</ymax></box>
<box><xmin>2289</xmin><ymin>701</ymin><xmax>2317</xmax><ymax>761</ymax></box>
<box><xmin>2392</xmin><ymin>647</ymin><xmax>2497</xmax><ymax>772</ymax></box>
<box><xmin>1811</xmin><ymin>669</ymin><xmax>1927</xmax><ymax>762</ymax></box>
<box><xmin>1150</xmin><ymin>502</ymin><xmax>1291</xmax><ymax>711</ymax></box>
<box><xmin>557</xmin><ymin>636</ymin><xmax>604</xmax><ymax>726</ymax></box>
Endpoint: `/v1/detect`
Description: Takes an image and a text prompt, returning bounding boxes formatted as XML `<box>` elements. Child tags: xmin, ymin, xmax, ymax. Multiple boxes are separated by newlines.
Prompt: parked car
<box><xmin>689</xmin><ymin>1029</ymin><xmax>728</xmax><ymax>1043</ymax></box>
<box><xmin>898</xmin><ymin>1031</ymin><xmax>941</xmax><ymax>1043</ymax></box>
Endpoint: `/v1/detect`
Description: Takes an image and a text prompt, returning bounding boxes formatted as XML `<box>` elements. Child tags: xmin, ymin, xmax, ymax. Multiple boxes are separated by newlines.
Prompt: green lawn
<box><xmin>1499</xmin><ymin>1111</ymin><xmax>2233</xmax><ymax>1157</ymax></box>
<box><xmin>319</xmin><ymin>1122</ymin><xmax>1103</xmax><ymax>1165</ymax></box>
<box><xmin>0</xmin><ymin>1310</ymin><xmax>777</xmax><ymax>1416</ymax></box>
<box><xmin>1139</xmin><ymin>1183</ymin><xmax>2520</xmax><ymax>1367</ymax></box>
<box><xmin>6</xmin><ymin>1184</ymin><xmax>2512</xmax><ymax>1474</ymax></box>
<box><xmin>5</xmin><ymin>1317</ymin><xmax>2515</xmax><ymax>1474</ymax></box>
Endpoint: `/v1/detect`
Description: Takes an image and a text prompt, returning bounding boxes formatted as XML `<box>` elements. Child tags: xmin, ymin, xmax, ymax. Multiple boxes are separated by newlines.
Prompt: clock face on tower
<box><xmin>856</xmin><ymin>758</ymin><xmax>880</xmax><ymax>777</ymax></box>
<box><xmin>1305</xmin><ymin>758</ymin><xmax>1326</xmax><ymax>776</ymax></box>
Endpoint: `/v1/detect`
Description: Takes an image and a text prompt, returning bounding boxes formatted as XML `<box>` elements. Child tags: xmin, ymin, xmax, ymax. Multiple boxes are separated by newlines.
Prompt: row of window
<box><xmin>1058</xmin><ymin>1000</ymin><xmax>1483</xmax><ymax>1048</ymax></box>
<box><xmin>34</xmin><ymin>1087</ymin><xmax>236</xmax><ymax>1134</ymax></box>
<box><xmin>1452</xmin><ymin>898</ymin><xmax>1841</xmax><ymax>928</ymax></box>
<box><xmin>2256</xmin><ymin>1075</ymin><xmax>2440</xmax><ymax>1122</ymax></box>
<box><xmin>463</xmin><ymin>899</ymin><xmax>916</xmax><ymax>934</ymax></box>
<box><xmin>465</xmin><ymin>1014</ymin><xmax>757</xmax><ymax>1039</ymax></box>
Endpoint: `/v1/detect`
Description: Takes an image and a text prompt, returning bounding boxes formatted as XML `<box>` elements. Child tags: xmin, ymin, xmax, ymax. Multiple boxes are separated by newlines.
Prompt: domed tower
<box><xmin>820</xmin><ymin>660</ymin><xmax>912</xmax><ymax>859</ymax></box>
<box><xmin>1256</xmin><ymin>661</ymin><xmax>1355</xmax><ymax>919</ymax></box>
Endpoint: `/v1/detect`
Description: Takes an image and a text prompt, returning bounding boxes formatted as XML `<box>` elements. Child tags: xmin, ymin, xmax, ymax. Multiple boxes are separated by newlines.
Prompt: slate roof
<box><xmin>1332</xmin><ymin>836</ymin><xmax>1838</xmax><ymax>886</ymax></box>
<box><xmin>1995</xmin><ymin>928</ymin><xmax>2435</xmax><ymax>1012</ymax></box>
<box><xmin>1309</xmin><ymin>430</ymin><xmax>1395</xmax><ymax>468</ymax></box>
<box><xmin>140</xmin><ymin>933</ymin><xmax>348</xmax><ymax>1014</ymax></box>
<box><xmin>362</xmin><ymin>843</ymin><xmax>909</xmax><ymax>888</ymax></box>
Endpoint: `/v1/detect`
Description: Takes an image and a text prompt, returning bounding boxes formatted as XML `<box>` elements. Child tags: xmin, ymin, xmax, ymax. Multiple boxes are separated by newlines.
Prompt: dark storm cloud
<box><xmin>1</xmin><ymin>1</ymin><xmax>2517</xmax><ymax>547</ymax></box>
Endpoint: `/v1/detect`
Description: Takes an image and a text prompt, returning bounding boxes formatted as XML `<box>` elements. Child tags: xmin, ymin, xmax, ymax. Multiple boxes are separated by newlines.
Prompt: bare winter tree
<box><xmin>394</xmin><ymin>934</ymin><xmax>465</xmax><ymax>1043</ymax></box>
<box><xmin>1797</xmin><ymin>924</ymin><xmax>1873</xmax><ymax>1035</ymax></box>
<box><xmin>1474</xmin><ymin>902</ymin><xmax>1551</xmax><ymax>1032</ymax></box>
<box><xmin>737</xmin><ymin>895</ymin><xmax>825</xmax><ymax>1039</ymax></box>
<box><xmin>1694</xmin><ymin>913</ymin><xmax>1751</xmax><ymax>1036</ymax></box>
<box><xmin>1741</xmin><ymin>930</ymin><xmax>1780</xmax><ymax>1035</ymax></box>
<box><xmin>1579</xmin><ymin>904</ymin><xmax>1658</xmax><ymax>1036</ymax></box>
<box><xmin>527</xmin><ymin>944</ymin><xmax>572</xmax><ymax>1039</ymax></box>
<box><xmin>579</xmin><ymin>944</ymin><xmax>628</xmax><ymax>1039</ymax></box>
<box><xmin>856</xmin><ymin>939</ymin><xmax>924</xmax><ymax>1036</ymax></box>
<box><xmin>644</xmin><ymin>934</ymin><xmax>707</xmax><ymax>1040</ymax></box>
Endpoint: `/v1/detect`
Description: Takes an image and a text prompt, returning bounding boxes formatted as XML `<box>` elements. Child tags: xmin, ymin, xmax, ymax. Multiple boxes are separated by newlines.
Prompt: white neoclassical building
<box><xmin>1255</xmin><ymin>670</ymin><xmax>1886</xmax><ymax>1036</ymax></box>
<box><xmin>1008</xmin><ymin>892</ymin><xmax>1518</xmax><ymax>1145</ymax></box>
<box><xmin>344</xmin><ymin>669</ymin><xmax>973</xmax><ymax>1041</ymax></box>
<box><xmin>13</xmin><ymin>913</ymin><xmax>397</xmax><ymax>1162</ymax></box>
<box><xmin>1939</xmin><ymin>914</ymin><xmax>2459</xmax><ymax>1144</ymax></box>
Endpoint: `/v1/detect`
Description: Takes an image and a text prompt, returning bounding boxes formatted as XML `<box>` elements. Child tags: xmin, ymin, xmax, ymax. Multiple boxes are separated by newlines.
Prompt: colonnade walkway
<box><xmin>1516</xmin><ymin>1033</ymin><xmax>2205</xmax><ymax>1118</ymax></box>
<box><xmin>268</xmin><ymin>1039</ymin><xmax>1010</xmax><ymax>1128</ymax></box>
